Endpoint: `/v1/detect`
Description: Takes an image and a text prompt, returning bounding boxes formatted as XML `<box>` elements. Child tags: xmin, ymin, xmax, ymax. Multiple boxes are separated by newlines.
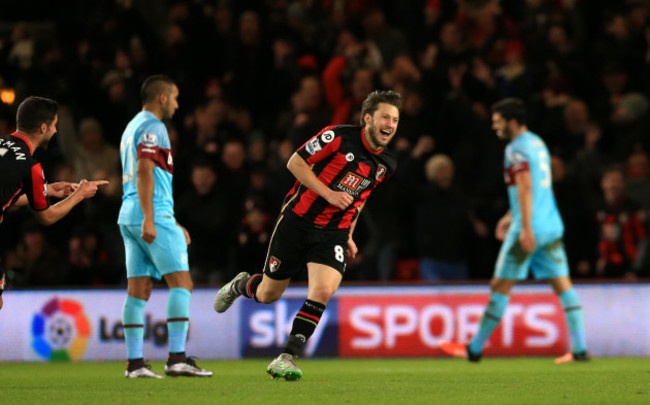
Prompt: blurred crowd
<box><xmin>0</xmin><ymin>0</ymin><xmax>649</xmax><ymax>287</ymax></box>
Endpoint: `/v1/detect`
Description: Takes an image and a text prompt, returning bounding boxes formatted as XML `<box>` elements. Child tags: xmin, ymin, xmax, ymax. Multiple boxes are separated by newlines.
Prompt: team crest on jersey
<box><xmin>321</xmin><ymin>130</ymin><xmax>335</xmax><ymax>143</ymax></box>
<box><xmin>269</xmin><ymin>256</ymin><xmax>281</xmax><ymax>272</ymax></box>
<box><xmin>338</xmin><ymin>171</ymin><xmax>371</xmax><ymax>194</ymax></box>
<box><xmin>305</xmin><ymin>138</ymin><xmax>322</xmax><ymax>155</ymax></box>
<box><xmin>345</xmin><ymin>153</ymin><xmax>355</xmax><ymax>162</ymax></box>
<box><xmin>376</xmin><ymin>164</ymin><xmax>387</xmax><ymax>180</ymax></box>
<box><xmin>142</xmin><ymin>133</ymin><xmax>158</xmax><ymax>147</ymax></box>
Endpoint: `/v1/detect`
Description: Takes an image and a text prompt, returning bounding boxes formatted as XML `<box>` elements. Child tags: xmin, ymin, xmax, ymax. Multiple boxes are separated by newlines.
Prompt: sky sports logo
<box><xmin>31</xmin><ymin>297</ymin><xmax>90</xmax><ymax>362</ymax></box>
<box><xmin>240</xmin><ymin>294</ymin><xmax>567</xmax><ymax>358</ymax></box>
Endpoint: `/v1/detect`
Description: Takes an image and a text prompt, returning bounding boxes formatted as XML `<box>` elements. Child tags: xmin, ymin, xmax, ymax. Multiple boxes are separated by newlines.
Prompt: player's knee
<box><xmin>309</xmin><ymin>286</ymin><xmax>336</xmax><ymax>304</ymax></box>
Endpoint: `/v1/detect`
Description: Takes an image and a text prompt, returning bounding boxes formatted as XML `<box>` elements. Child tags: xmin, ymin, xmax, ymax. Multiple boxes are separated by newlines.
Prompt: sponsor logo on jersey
<box><xmin>142</xmin><ymin>133</ymin><xmax>158</xmax><ymax>146</ymax></box>
<box><xmin>338</xmin><ymin>172</ymin><xmax>371</xmax><ymax>194</ymax></box>
<box><xmin>376</xmin><ymin>164</ymin><xmax>387</xmax><ymax>180</ymax></box>
<box><xmin>305</xmin><ymin>138</ymin><xmax>322</xmax><ymax>155</ymax></box>
<box><xmin>269</xmin><ymin>256</ymin><xmax>281</xmax><ymax>273</ymax></box>
<box><xmin>321</xmin><ymin>130</ymin><xmax>335</xmax><ymax>143</ymax></box>
<box><xmin>345</xmin><ymin>153</ymin><xmax>355</xmax><ymax>162</ymax></box>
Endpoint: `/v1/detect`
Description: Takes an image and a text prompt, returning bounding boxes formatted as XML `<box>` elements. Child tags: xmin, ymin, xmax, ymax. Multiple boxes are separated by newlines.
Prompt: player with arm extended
<box><xmin>118</xmin><ymin>75</ymin><xmax>211</xmax><ymax>379</ymax></box>
<box><xmin>439</xmin><ymin>98</ymin><xmax>589</xmax><ymax>364</ymax></box>
<box><xmin>214</xmin><ymin>90</ymin><xmax>403</xmax><ymax>380</ymax></box>
<box><xmin>0</xmin><ymin>96</ymin><xmax>107</xmax><ymax>311</ymax></box>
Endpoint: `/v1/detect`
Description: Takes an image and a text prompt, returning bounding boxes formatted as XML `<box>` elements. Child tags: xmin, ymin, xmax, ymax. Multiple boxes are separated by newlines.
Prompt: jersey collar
<box><xmin>10</xmin><ymin>132</ymin><xmax>34</xmax><ymax>155</ymax></box>
<box><xmin>361</xmin><ymin>128</ymin><xmax>383</xmax><ymax>155</ymax></box>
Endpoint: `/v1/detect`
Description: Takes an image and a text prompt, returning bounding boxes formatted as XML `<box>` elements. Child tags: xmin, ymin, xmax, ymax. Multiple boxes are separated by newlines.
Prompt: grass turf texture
<box><xmin>2</xmin><ymin>358</ymin><xmax>648</xmax><ymax>405</ymax></box>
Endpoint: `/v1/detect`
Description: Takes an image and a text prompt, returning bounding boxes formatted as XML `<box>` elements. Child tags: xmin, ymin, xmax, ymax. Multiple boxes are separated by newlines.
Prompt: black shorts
<box><xmin>264</xmin><ymin>212</ymin><xmax>349</xmax><ymax>280</ymax></box>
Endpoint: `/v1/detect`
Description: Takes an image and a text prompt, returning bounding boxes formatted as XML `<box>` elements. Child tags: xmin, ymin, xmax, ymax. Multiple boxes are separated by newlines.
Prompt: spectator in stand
<box><xmin>176</xmin><ymin>159</ymin><xmax>230</xmax><ymax>283</ymax></box>
<box><xmin>551</xmin><ymin>154</ymin><xmax>594</xmax><ymax>275</ymax></box>
<box><xmin>416</xmin><ymin>154</ymin><xmax>474</xmax><ymax>281</ymax></box>
<box><xmin>218</xmin><ymin>139</ymin><xmax>250</xmax><ymax>228</ymax></box>
<box><xmin>361</xmin><ymin>7</ymin><xmax>410</xmax><ymax>69</ymax></box>
<box><xmin>12</xmin><ymin>220</ymin><xmax>67</xmax><ymax>286</ymax></box>
<box><xmin>57</xmin><ymin>117</ymin><xmax>120</xmax><ymax>182</ymax></box>
<box><xmin>66</xmin><ymin>224</ymin><xmax>117</xmax><ymax>286</ymax></box>
<box><xmin>322</xmin><ymin>29</ymin><xmax>380</xmax><ymax>125</ymax></box>
<box><xmin>594</xmin><ymin>165</ymin><xmax>647</xmax><ymax>279</ymax></box>
<box><xmin>626</xmin><ymin>150</ymin><xmax>650</xmax><ymax>211</ymax></box>
<box><xmin>234</xmin><ymin>200</ymin><xmax>271</xmax><ymax>277</ymax></box>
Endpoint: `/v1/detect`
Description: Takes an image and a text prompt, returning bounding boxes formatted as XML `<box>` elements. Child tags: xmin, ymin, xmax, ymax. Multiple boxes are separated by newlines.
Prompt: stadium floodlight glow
<box><xmin>0</xmin><ymin>89</ymin><xmax>15</xmax><ymax>104</ymax></box>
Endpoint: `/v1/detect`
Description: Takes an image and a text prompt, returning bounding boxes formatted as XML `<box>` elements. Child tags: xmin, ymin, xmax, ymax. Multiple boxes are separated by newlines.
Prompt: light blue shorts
<box><xmin>119</xmin><ymin>223</ymin><xmax>189</xmax><ymax>279</ymax></box>
<box><xmin>494</xmin><ymin>232</ymin><xmax>569</xmax><ymax>280</ymax></box>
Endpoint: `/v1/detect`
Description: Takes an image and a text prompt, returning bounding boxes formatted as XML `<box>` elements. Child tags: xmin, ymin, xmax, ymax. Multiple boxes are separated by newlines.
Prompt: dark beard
<box><xmin>39</xmin><ymin>138</ymin><xmax>50</xmax><ymax>150</ymax></box>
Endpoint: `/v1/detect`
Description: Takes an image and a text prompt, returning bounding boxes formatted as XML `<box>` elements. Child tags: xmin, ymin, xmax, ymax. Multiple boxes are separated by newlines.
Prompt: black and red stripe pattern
<box><xmin>596</xmin><ymin>198</ymin><xmax>647</xmax><ymax>273</ymax></box>
<box><xmin>1</xmin><ymin>133</ymin><xmax>50</xmax><ymax>223</ymax></box>
<box><xmin>28</xmin><ymin>163</ymin><xmax>48</xmax><ymax>210</ymax></box>
<box><xmin>295</xmin><ymin>310</ymin><xmax>320</xmax><ymax>327</ymax></box>
<box><xmin>283</xmin><ymin>125</ymin><xmax>396</xmax><ymax>230</ymax></box>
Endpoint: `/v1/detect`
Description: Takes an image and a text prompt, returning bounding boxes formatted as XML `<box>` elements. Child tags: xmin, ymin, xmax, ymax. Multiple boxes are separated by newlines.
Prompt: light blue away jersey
<box><xmin>118</xmin><ymin>111</ymin><xmax>175</xmax><ymax>225</ymax></box>
<box><xmin>503</xmin><ymin>131</ymin><xmax>563</xmax><ymax>235</ymax></box>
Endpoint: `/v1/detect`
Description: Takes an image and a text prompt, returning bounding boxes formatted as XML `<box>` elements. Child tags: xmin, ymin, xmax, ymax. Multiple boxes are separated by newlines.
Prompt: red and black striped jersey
<box><xmin>282</xmin><ymin>125</ymin><xmax>397</xmax><ymax>230</ymax></box>
<box><xmin>0</xmin><ymin>133</ymin><xmax>50</xmax><ymax>224</ymax></box>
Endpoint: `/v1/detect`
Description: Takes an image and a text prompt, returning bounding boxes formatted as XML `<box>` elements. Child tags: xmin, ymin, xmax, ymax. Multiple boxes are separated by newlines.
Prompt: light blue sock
<box><xmin>468</xmin><ymin>291</ymin><xmax>510</xmax><ymax>354</ymax></box>
<box><xmin>559</xmin><ymin>289</ymin><xmax>587</xmax><ymax>354</ymax></box>
<box><xmin>167</xmin><ymin>288</ymin><xmax>191</xmax><ymax>354</ymax></box>
<box><xmin>122</xmin><ymin>295</ymin><xmax>147</xmax><ymax>360</ymax></box>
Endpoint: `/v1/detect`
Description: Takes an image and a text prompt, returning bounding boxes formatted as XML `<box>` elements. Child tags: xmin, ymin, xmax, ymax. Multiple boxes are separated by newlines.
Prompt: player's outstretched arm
<box><xmin>33</xmin><ymin>179</ymin><xmax>108</xmax><ymax>225</ymax></box>
<box><xmin>11</xmin><ymin>182</ymin><xmax>78</xmax><ymax>208</ymax></box>
<box><xmin>286</xmin><ymin>152</ymin><xmax>353</xmax><ymax>210</ymax></box>
<box><xmin>47</xmin><ymin>181</ymin><xmax>78</xmax><ymax>198</ymax></box>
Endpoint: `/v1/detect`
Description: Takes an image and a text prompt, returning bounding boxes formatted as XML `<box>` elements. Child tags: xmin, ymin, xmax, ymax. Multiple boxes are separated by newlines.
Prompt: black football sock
<box><xmin>239</xmin><ymin>273</ymin><xmax>263</xmax><ymax>302</ymax></box>
<box><xmin>282</xmin><ymin>299</ymin><xmax>326</xmax><ymax>356</ymax></box>
<box><xmin>167</xmin><ymin>351</ymin><xmax>186</xmax><ymax>365</ymax></box>
<box><xmin>127</xmin><ymin>358</ymin><xmax>145</xmax><ymax>371</ymax></box>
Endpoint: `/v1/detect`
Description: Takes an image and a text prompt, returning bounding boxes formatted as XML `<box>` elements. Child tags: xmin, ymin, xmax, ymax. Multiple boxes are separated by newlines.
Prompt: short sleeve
<box><xmin>136</xmin><ymin>121</ymin><xmax>168</xmax><ymax>160</ymax></box>
<box><xmin>508</xmin><ymin>143</ymin><xmax>530</xmax><ymax>174</ymax></box>
<box><xmin>296</xmin><ymin>126</ymin><xmax>342</xmax><ymax>165</ymax></box>
<box><xmin>25</xmin><ymin>162</ymin><xmax>50</xmax><ymax>211</ymax></box>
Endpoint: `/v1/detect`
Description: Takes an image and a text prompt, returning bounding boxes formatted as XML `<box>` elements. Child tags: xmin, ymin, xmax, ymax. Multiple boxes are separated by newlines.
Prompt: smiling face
<box><xmin>492</xmin><ymin>112</ymin><xmax>514</xmax><ymax>140</ymax></box>
<box><xmin>364</xmin><ymin>102</ymin><xmax>399</xmax><ymax>150</ymax></box>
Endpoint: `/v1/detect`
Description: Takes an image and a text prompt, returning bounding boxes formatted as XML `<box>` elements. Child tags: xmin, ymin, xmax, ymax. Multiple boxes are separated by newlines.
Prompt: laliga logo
<box><xmin>31</xmin><ymin>297</ymin><xmax>90</xmax><ymax>362</ymax></box>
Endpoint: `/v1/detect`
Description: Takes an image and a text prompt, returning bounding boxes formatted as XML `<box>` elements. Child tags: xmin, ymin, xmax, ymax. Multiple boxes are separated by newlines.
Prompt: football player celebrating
<box><xmin>214</xmin><ymin>90</ymin><xmax>403</xmax><ymax>380</ymax></box>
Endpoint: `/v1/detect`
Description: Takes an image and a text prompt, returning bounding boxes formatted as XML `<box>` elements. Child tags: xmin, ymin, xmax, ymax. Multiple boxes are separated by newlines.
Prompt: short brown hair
<box><xmin>360</xmin><ymin>90</ymin><xmax>403</xmax><ymax>125</ymax></box>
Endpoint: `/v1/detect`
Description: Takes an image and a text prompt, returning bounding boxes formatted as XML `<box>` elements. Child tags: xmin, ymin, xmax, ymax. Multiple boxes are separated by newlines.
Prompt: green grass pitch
<box><xmin>2</xmin><ymin>358</ymin><xmax>648</xmax><ymax>404</ymax></box>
